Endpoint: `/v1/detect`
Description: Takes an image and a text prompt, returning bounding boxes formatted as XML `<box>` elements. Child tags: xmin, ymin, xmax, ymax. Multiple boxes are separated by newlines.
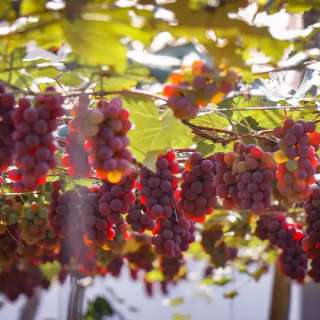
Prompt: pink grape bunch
<box><xmin>86</xmin><ymin>97</ymin><xmax>132</xmax><ymax>184</ymax></box>
<box><xmin>152</xmin><ymin>211</ymin><xmax>195</xmax><ymax>258</ymax></box>
<box><xmin>139</xmin><ymin>151</ymin><xmax>179</xmax><ymax>219</ymax></box>
<box><xmin>98</xmin><ymin>172</ymin><xmax>136</xmax><ymax>227</ymax></box>
<box><xmin>212</xmin><ymin>151</ymin><xmax>239</xmax><ymax>209</ymax></box>
<box><xmin>62</xmin><ymin>94</ymin><xmax>104</xmax><ymax>178</ymax></box>
<box><xmin>303</xmin><ymin>188</ymin><xmax>320</xmax><ymax>282</ymax></box>
<box><xmin>233</xmin><ymin>143</ymin><xmax>276</xmax><ymax>213</ymax></box>
<box><xmin>178</xmin><ymin>152</ymin><xmax>216</xmax><ymax>221</ymax></box>
<box><xmin>10</xmin><ymin>87</ymin><xmax>64</xmax><ymax>191</ymax></box>
<box><xmin>256</xmin><ymin>213</ymin><xmax>307</xmax><ymax>280</ymax></box>
<box><xmin>0</xmin><ymin>84</ymin><xmax>15</xmax><ymax>173</ymax></box>
<box><xmin>273</xmin><ymin>119</ymin><xmax>320</xmax><ymax>202</ymax></box>
<box><xmin>126</xmin><ymin>201</ymin><xmax>156</xmax><ymax>233</ymax></box>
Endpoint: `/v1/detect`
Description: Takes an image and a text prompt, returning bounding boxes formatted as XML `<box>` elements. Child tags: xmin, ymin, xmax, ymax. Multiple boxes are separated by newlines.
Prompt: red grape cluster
<box><xmin>0</xmin><ymin>196</ymin><xmax>22</xmax><ymax>233</ymax></box>
<box><xmin>163</xmin><ymin>61</ymin><xmax>217</xmax><ymax>120</ymax></box>
<box><xmin>10</xmin><ymin>87</ymin><xmax>64</xmax><ymax>191</ymax></box>
<box><xmin>213</xmin><ymin>152</ymin><xmax>239</xmax><ymax>209</ymax></box>
<box><xmin>127</xmin><ymin>242</ymin><xmax>155</xmax><ymax>274</ymax></box>
<box><xmin>159</xmin><ymin>254</ymin><xmax>184</xmax><ymax>280</ymax></box>
<box><xmin>152</xmin><ymin>211</ymin><xmax>195</xmax><ymax>258</ymax></box>
<box><xmin>178</xmin><ymin>152</ymin><xmax>216</xmax><ymax>220</ymax></box>
<box><xmin>98</xmin><ymin>173</ymin><xmax>136</xmax><ymax>228</ymax></box>
<box><xmin>50</xmin><ymin>185</ymin><xmax>115</xmax><ymax>249</ymax></box>
<box><xmin>139</xmin><ymin>152</ymin><xmax>179</xmax><ymax>219</ymax></box>
<box><xmin>273</xmin><ymin>119</ymin><xmax>320</xmax><ymax>202</ymax></box>
<box><xmin>201</xmin><ymin>225</ymin><xmax>237</xmax><ymax>267</ymax></box>
<box><xmin>0</xmin><ymin>231</ymin><xmax>18</xmax><ymax>270</ymax></box>
<box><xmin>303</xmin><ymin>188</ymin><xmax>320</xmax><ymax>254</ymax></box>
<box><xmin>62</xmin><ymin>94</ymin><xmax>103</xmax><ymax>177</ymax></box>
<box><xmin>86</xmin><ymin>97</ymin><xmax>132</xmax><ymax>184</ymax></box>
<box><xmin>126</xmin><ymin>202</ymin><xmax>156</xmax><ymax>233</ymax></box>
<box><xmin>62</xmin><ymin>131</ymin><xmax>91</xmax><ymax>177</ymax></box>
<box><xmin>20</xmin><ymin>201</ymin><xmax>49</xmax><ymax>245</ymax></box>
<box><xmin>0</xmin><ymin>265</ymin><xmax>49</xmax><ymax>301</ymax></box>
<box><xmin>0</xmin><ymin>84</ymin><xmax>15</xmax><ymax>172</ymax></box>
<box><xmin>256</xmin><ymin>213</ymin><xmax>307</xmax><ymax>280</ymax></box>
<box><xmin>163</xmin><ymin>61</ymin><xmax>238</xmax><ymax>120</ymax></box>
<box><xmin>303</xmin><ymin>188</ymin><xmax>320</xmax><ymax>282</ymax></box>
<box><xmin>233</xmin><ymin>143</ymin><xmax>276</xmax><ymax>213</ymax></box>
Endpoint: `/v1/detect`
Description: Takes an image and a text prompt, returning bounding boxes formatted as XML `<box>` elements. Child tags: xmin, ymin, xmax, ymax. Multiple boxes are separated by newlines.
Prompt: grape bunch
<box><xmin>152</xmin><ymin>212</ymin><xmax>195</xmax><ymax>258</ymax></box>
<box><xmin>303</xmin><ymin>188</ymin><xmax>320</xmax><ymax>256</ymax></box>
<box><xmin>201</xmin><ymin>225</ymin><xmax>237</xmax><ymax>267</ymax></box>
<box><xmin>163</xmin><ymin>61</ymin><xmax>238</xmax><ymax>120</ymax></box>
<box><xmin>20</xmin><ymin>201</ymin><xmax>49</xmax><ymax>245</ymax></box>
<box><xmin>50</xmin><ymin>185</ymin><xmax>115</xmax><ymax>247</ymax></box>
<box><xmin>127</xmin><ymin>241</ymin><xmax>155</xmax><ymax>274</ymax></box>
<box><xmin>10</xmin><ymin>87</ymin><xmax>64</xmax><ymax>191</ymax></box>
<box><xmin>273</xmin><ymin>119</ymin><xmax>320</xmax><ymax>202</ymax></box>
<box><xmin>0</xmin><ymin>84</ymin><xmax>15</xmax><ymax>172</ymax></box>
<box><xmin>212</xmin><ymin>152</ymin><xmax>239</xmax><ymax>209</ymax></box>
<box><xmin>0</xmin><ymin>231</ymin><xmax>18</xmax><ymax>270</ymax></box>
<box><xmin>256</xmin><ymin>213</ymin><xmax>307</xmax><ymax>280</ymax></box>
<box><xmin>0</xmin><ymin>265</ymin><xmax>49</xmax><ymax>301</ymax></box>
<box><xmin>303</xmin><ymin>188</ymin><xmax>320</xmax><ymax>282</ymax></box>
<box><xmin>139</xmin><ymin>152</ymin><xmax>179</xmax><ymax>219</ymax></box>
<box><xmin>86</xmin><ymin>97</ymin><xmax>132</xmax><ymax>184</ymax></box>
<box><xmin>98</xmin><ymin>172</ymin><xmax>136</xmax><ymax>227</ymax></box>
<box><xmin>126</xmin><ymin>202</ymin><xmax>156</xmax><ymax>233</ymax></box>
<box><xmin>62</xmin><ymin>131</ymin><xmax>91</xmax><ymax>177</ymax></box>
<box><xmin>159</xmin><ymin>254</ymin><xmax>185</xmax><ymax>280</ymax></box>
<box><xmin>178</xmin><ymin>152</ymin><xmax>216</xmax><ymax>220</ymax></box>
<box><xmin>62</xmin><ymin>94</ymin><xmax>103</xmax><ymax>177</ymax></box>
<box><xmin>233</xmin><ymin>143</ymin><xmax>276</xmax><ymax>213</ymax></box>
<box><xmin>0</xmin><ymin>196</ymin><xmax>22</xmax><ymax>233</ymax></box>
<box><xmin>163</xmin><ymin>60</ymin><xmax>217</xmax><ymax>120</ymax></box>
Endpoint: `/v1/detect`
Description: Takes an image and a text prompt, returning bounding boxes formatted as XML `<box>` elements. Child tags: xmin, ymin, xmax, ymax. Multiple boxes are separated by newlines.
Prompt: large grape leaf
<box><xmin>123</xmin><ymin>96</ymin><xmax>193</xmax><ymax>169</ymax></box>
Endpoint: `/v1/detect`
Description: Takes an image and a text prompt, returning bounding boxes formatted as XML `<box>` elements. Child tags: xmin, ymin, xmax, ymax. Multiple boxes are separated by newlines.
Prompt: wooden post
<box><xmin>67</xmin><ymin>275</ymin><xmax>86</xmax><ymax>320</ymax></box>
<box><xmin>269</xmin><ymin>267</ymin><xmax>292</xmax><ymax>320</ymax></box>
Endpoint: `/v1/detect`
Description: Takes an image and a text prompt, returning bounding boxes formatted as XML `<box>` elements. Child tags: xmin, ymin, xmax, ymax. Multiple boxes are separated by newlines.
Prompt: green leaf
<box><xmin>20</xmin><ymin>0</ymin><xmax>46</xmax><ymax>15</ymax></box>
<box><xmin>124</xmin><ymin>96</ymin><xmax>193</xmax><ymax>164</ymax></box>
<box><xmin>172</xmin><ymin>314</ymin><xmax>192</xmax><ymax>320</ymax></box>
<box><xmin>63</xmin><ymin>19</ymin><xmax>127</xmax><ymax>71</ymax></box>
<box><xmin>40</xmin><ymin>261</ymin><xmax>61</xmax><ymax>281</ymax></box>
<box><xmin>223</xmin><ymin>290</ymin><xmax>239</xmax><ymax>299</ymax></box>
<box><xmin>85</xmin><ymin>296</ymin><xmax>113</xmax><ymax>320</ymax></box>
<box><xmin>167</xmin><ymin>297</ymin><xmax>184</xmax><ymax>307</ymax></box>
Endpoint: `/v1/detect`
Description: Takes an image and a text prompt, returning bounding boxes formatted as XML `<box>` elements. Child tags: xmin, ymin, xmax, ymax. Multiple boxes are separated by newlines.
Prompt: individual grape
<box><xmin>152</xmin><ymin>211</ymin><xmax>195</xmax><ymax>257</ymax></box>
<box><xmin>179</xmin><ymin>152</ymin><xmax>216</xmax><ymax>220</ymax></box>
<box><xmin>11</xmin><ymin>87</ymin><xmax>64</xmax><ymax>190</ymax></box>
<box><xmin>274</xmin><ymin>119</ymin><xmax>319</xmax><ymax>202</ymax></box>
<box><xmin>0</xmin><ymin>84</ymin><xmax>15</xmax><ymax>172</ymax></box>
<box><xmin>86</xmin><ymin>97</ymin><xmax>133</xmax><ymax>183</ymax></box>
<box><xmin>139</xmin><ymin>152</ymin><xmax>179</xmax><ymax>219</ymax></box>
